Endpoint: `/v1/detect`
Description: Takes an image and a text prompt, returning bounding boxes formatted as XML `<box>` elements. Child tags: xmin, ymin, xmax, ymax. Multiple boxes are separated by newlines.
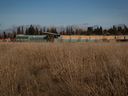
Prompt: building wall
<box><xmin>61</xmin><ymin>35</ymin><xmax>128</xmax><ymax>42</ymax></box>
<box><xmin>16</xmin><ymin>35</ymin><xmax>47</xmax><ymax>42</ymax></box>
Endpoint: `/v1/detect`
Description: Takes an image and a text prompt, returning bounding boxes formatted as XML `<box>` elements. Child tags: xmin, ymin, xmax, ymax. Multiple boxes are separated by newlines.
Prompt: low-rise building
<box><xmin>16</xmin><ymin>32</ymin><xmax>60</xmax><ymax>42</ymax></box>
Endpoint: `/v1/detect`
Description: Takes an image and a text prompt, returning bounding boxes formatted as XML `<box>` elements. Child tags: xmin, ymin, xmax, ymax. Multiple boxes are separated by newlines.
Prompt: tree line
<box><xmin>60</xmin><ymin>25</ymin><xmax>128</xmax><ymax>35</ymax></box>
<box><xmin>0</xmin><ymin>25</ymin><xmax>128</xmax><ymax>39</ymax></box>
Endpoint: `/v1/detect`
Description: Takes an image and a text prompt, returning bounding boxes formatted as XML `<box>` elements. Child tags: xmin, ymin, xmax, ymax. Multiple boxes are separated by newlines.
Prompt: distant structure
<box><xmin>16</xmin><ymin>32</ymin><xmax>60</xmax><ymax>42</ymax></box>
<box><xmin>15</xmin><ymin>34</ymin><xmax>128</xmax><ymax>43</ymax></box>
<box><xmin>61</xmin><ymin>35</ymin><xmax>128</xmax><ymax>42</ymax></box>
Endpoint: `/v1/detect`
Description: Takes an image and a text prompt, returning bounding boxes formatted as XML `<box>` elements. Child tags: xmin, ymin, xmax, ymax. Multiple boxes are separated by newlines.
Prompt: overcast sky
<box><xmin>0</xmin><ymin>0</ymin><xmax>128</xmax><ymax>29</ymax></box>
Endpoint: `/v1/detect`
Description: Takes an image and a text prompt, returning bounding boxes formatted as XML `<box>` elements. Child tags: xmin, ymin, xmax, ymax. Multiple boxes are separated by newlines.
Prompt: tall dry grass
<box><xmin>0</xmin><ymin>42</ymin><xmax>128</xmax><ymax>96</ymax></box>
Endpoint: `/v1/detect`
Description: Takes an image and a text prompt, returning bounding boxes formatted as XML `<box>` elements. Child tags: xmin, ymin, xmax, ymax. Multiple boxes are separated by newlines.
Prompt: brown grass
<box><xmin>0</xmin><ymin>42</ymin><xmax>128</xmax><ymax>96</ymax></box>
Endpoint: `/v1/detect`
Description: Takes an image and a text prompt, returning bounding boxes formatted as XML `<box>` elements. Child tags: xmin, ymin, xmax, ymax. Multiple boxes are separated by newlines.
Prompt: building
<box><xmin>16</xmin><ymin>32</ymin><xmax>60</xmax><ymax>42</ymax></box>
<box><xmin>61</xmin><ymin>35</ymin><xmax>128</xmax><ymax>42</ymax></box>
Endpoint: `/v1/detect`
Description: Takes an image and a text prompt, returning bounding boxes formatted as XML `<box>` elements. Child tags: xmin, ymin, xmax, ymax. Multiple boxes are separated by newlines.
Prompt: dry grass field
<box><xmin>0</xmin><ymin>42</ymin><xmax>128</xmax><ymax>96</ymax></box>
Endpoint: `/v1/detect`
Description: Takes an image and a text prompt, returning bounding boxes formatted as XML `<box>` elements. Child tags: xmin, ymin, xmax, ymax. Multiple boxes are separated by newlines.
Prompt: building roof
<box><xmin>42</xmin><ymin>32</ymin><xmax>59</xmax><ymax>35</ymax></box>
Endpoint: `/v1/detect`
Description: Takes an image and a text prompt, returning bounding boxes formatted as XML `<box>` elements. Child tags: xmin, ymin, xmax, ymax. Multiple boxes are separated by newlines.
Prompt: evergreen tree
<box><xmin>87</xmin><ymin>27</ymin><xmax>93</xmax><ymax>35</ymax></box>
<box><xmin>28</xmin><ymin>25</ymin><xmax>35</xmax><ymax>35</ymax></box>
<box><xmin>99</xmin><ymin>26</ymin><xmax>103</xmax><ymax>35</ymax></box>
<box><xmin>117</xmin><ymin>26</ymin><xmax>123</xmax><ymax>35</ymax></box>
<box><xmin>3</xmin><ymin>32</ymin><xmax>7</xmax><ymax>39</ymax></box>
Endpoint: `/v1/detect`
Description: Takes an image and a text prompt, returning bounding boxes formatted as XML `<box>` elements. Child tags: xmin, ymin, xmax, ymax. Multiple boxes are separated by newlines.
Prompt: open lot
<box><xmin>0</xmin><ymin>42</ymin><xmax>128</xmax><ymax>96</ymax></box>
